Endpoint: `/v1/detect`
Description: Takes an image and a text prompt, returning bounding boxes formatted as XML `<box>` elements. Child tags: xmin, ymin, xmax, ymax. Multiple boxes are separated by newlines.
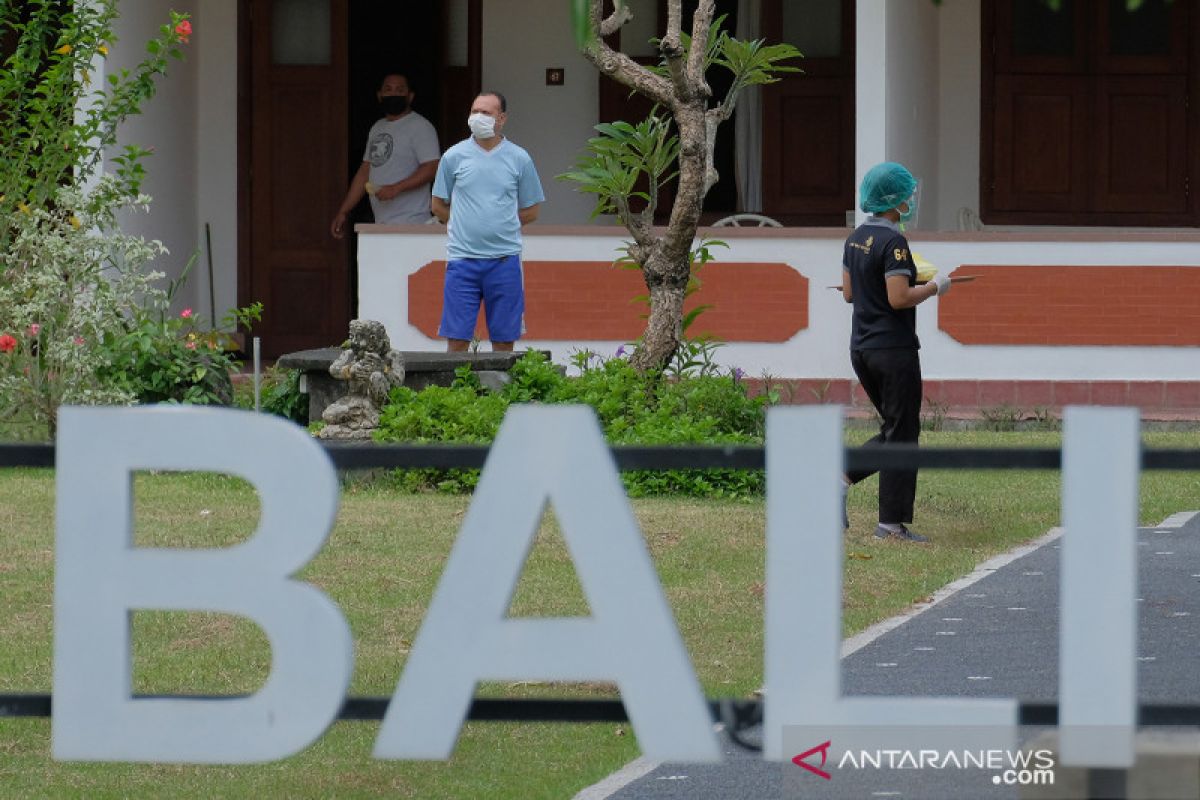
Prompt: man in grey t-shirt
<box><xmin>330</xmin><ymin>73</ymin><xmax>441</xmax><ymax>237</ymax></box>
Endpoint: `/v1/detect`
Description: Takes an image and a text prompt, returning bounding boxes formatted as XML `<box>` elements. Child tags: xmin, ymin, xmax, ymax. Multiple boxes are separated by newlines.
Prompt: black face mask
<box><xmin>379</xmin><ymin>95</ymin><xmax>409</xmax><ymax>116</ymax></box>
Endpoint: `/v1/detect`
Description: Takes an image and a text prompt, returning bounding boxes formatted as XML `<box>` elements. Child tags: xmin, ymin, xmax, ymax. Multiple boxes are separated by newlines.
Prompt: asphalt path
<box><xmin>586</xmin><ymin>511</ymin><xmax>1200</xmax><ymax>800</ymax></box>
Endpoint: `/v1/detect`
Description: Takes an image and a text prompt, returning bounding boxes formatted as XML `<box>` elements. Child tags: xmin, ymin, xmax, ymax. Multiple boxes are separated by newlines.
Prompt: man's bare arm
<box><xmin>331</xmin><ymin>161</ymin><xmax>371</xmax><ymax>239</ymax></box>
<box><xmin>375</xmin><ymin>160</ymin><xmax>440</xmax><ymax>201</ymax></box>
<box><xmin>518</xmin><ymin>203</ymin><xmax>541</xmax><ymax>226</ymax></box>
<box><xmin>431</xmin><ymin>195</ymin><xmax>450</xmax><ymax>224</ymax></box>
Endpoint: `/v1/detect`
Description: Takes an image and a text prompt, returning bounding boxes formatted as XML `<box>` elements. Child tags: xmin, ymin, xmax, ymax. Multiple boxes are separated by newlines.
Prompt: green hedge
<box><xmin>374</xmin><ymin>351</ymin><xmax>768</xmax><ymax>498</ymax></box>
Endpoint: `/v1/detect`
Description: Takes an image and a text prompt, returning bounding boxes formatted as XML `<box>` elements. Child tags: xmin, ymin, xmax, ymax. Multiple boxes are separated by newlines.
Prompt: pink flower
<box><xmin>180</xmin><ymin>308</ymin><xmax>193</xmax><ymax>319</ymax></box>
<box><xmin>27</xmin><ymin>323</ymin><xmax>40</xmax><ymax>336</ymax></box>
<box><xmin>73</xmin><ymin>336</ymin><xmax>85</xmax><ymax>345</ymax></box>
<box><xmin>185</xmin><ymin>341</ymin><xmax>197</xmax><ymax>350</ymax></box>
<box><xmin>174</xmin><ymin>20</ymin><xmax>192</xmax><ymax>43</ymax></box>
<box><xmin>0</xmin><ymin>334</ymin><xmax>16</xmax><ymax>353</ymax></box>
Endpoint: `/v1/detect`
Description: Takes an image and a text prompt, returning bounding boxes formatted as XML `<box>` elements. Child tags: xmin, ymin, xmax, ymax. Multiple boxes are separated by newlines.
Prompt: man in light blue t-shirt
<box><xmin>431</xmin><ymin>91</ymin><xmax>545</xmax><ymax>352</ymax></box>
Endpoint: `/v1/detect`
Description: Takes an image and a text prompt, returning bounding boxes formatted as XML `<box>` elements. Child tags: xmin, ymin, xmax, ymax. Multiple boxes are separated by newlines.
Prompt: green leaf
<box><xmin>570</xmin><ymin>0</ymin><xmax>592</xmax><ymax>48</ymax></box>
<box><xmin>682</xmin><ymin>304</ymin><xmax>714</xmax><ymax>332</ymax></box>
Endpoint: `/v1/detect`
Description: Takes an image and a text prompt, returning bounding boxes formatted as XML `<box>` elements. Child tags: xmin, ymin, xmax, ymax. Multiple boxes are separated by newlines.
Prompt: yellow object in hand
<box><xmin>913</xmin><ymin>251</ymin><xmax>937</xmax><ymax>282</ymax></box>
<box><xmin>364</xmin><ymin>181</ymin><xmax>378</xmax><ymax>196</ymax></box>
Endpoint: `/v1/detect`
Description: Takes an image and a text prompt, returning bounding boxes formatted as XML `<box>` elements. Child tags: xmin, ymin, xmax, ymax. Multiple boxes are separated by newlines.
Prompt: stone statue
<box><xmin>317</xmin><ymin>320</ymin><xmax>405</xmax><ymax>440</ymax></box>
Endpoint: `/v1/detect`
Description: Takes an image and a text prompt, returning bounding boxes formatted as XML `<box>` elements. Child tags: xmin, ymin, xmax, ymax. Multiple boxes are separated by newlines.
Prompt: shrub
<box><xmin>0</xmin><ymin>2</ymin><xmax>191</xmax><ymax>243</ymax></box>
<box><xmin>0</xmin><ymin>181</ymin><xmax>160</xmax><ymax>437</ymax></box>
<box><xmin>99</xmin><ymin>294</ymin><xmax>261</xmax><ymax>407</ymax></box>
<box><xmin>378</xmin><ymin>384</ymin><xmax>508</xmax><ymax>443</ymax></box>
<box><xmin>373</xmin><ymin>350</ymin><xmax>770</xmax><ymax>499</ymax></box>
<box><xmin>0</xmin><ymin>4</ymin><xmax>199</xmax><ymax>438</ymax></box>
<box><xmin>260</xmin><ymin>368</ymin><xmax>309</xmax><ymax>424</ymax></box>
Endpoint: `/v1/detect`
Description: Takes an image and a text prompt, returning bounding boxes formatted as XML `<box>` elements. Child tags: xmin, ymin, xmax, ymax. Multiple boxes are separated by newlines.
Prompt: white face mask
<box><xmin>468</xmin><ymin>113</ymin><xmax>497</xmax><ymax>140</ymax></box>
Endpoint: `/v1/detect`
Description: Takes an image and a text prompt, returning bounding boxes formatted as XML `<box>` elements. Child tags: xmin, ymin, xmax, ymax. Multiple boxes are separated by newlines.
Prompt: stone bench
<box><xmin>275</xmin><ymin>349</ymin><xmax>551</xmax><ymax>425</ymax></box>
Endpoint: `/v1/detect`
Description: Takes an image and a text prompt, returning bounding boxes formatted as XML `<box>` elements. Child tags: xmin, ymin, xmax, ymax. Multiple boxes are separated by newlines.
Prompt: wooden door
<box><xmin>243</xmin><ymin>0</ymin><xmax>349</xmax><ymax>357</ymax></box>
<box><xmin>438</xmin><ymin>0</ymin><xmax>482</xmax><ymax>145</ymax></box>
<box><xmin>990</xmin><ymin>74</ymin><xmax>1090</xmax><ymax>214</ymax></box>
<box><xmin>983</xmin><ymin>0</ymin><xmax>1197</xmax><ymax>226</ymax></box>
<box><xmin>760</xmin><ymin>0</ymin><xmax>855</xmax><ymax>225</ymax></box>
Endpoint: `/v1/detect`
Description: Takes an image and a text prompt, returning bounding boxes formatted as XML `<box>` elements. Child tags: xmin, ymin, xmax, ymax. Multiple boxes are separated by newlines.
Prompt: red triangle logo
<box><xmin>792</xmin><ymin>740</ymin><xmax>833</xmax><ymax>780</ymax></box>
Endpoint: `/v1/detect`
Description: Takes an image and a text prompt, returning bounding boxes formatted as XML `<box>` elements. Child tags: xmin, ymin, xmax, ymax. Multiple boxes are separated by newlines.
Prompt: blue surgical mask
<box><xmin>899</xmin><ymin>195</ymin><xmax>917</xmax><ymax>224</ymax></box>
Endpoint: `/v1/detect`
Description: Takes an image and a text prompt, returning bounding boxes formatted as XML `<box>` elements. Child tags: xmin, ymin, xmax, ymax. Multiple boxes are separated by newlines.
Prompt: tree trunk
<box><xmin>631</xmin><ymin>269</ymin><xmax>688</xmax><ymax>372</ymax></box>
<box><xmin>581</xmin><ymin>0</ymin><xmax>719</xmax><ymax>374</ymax></box>
<box><xmin>629</xmin><ymin>104</ymin><xmax>708</xmax><ymax>372</ymax></box>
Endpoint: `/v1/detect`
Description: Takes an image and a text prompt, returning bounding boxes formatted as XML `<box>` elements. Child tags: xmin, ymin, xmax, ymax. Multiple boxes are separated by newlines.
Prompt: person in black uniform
<box><xmin>841</xmin><ymin>162</ymin><xmax>951</xmax><ymax>543</ymax></box>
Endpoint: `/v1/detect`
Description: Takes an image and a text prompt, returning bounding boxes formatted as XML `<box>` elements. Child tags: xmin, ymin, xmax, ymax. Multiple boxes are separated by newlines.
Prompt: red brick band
<box><xmin>938</xmin><ymin>265</ymin><xmax>1200</xmax><ymax>346</ymax></box>
<box><xmin>408</xmin><ymin>260</ymin><xmax>809</xmax><ymax>343</ymax></box>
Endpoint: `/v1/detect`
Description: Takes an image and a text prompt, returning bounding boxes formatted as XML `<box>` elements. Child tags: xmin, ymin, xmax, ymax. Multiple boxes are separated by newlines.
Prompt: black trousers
<box><xmin>847</xmin><ymin>347</ymin><xmax>923</xmax><ymax>524</ymax></box>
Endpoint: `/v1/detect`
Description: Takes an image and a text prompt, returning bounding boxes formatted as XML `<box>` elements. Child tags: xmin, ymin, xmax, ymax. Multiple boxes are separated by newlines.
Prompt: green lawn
<box><xmin>0</xmin><ymin>430</ymin><xmax>1196</xmax><ymax>798</ymax></box>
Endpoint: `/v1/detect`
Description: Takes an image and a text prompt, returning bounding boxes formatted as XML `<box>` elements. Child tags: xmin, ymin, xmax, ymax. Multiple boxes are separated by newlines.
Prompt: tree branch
<box><xmin>618</xmin><ymin>195</ymin><xmax>657</xmax><ymax>267</ymax></box>
<box><xmin>663</xmin><ymin>0</ymin><xmax>683</xmax><ymax>55</ymax></box>
<box><xmin>629</xmin><ymin>209</ymin><xmax>656</xmax><ymax>253</ymax></box>
<box><xmin>585</xmin><ymin>0</ymin><xmax>675</xmax><ymax>106</ymax></box>
<box><xmin>712</xmin><ymin>88</ymin><xmax>738</xmax><ymax>127</ymax></box>
<box><xmin>584</xmin><ymin>46</ymin><xmax>676</xmax><ymax>108</ymax></box>
<box><xmin>661</xmin><ymin>109</ymin><xmax>707</xmax><ymax>266</ymax></box>
<box><xmin>639</xmin><ymin>173</ymin><xmax>660</xmax><ymax>232</ymax></box>
<box><xmin>703</xmin><ymin>110</ymin><xmax>721</xmax><ymax>193</ymax></box>
<box><xmin>598</xmin><ymin>2</ymin><xmax>634</xmax><ymax>38</ymax></box>
<box><xmin>609</xmin><ymin>177</ymin><xmax>655</xmax><ymax>258</ymax></box>
<box><xmin>685</xmin><ymin>0</ymin><xmax>716</xmax><ymax>95</ymax></box>
<box><xmin>660</xmin><ymin>0</ymin><xmax>688</xmax><ymax>96</ymax></box>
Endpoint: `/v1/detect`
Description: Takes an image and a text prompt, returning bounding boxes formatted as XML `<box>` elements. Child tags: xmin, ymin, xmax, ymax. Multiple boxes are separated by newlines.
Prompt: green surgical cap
<box><xmin>859</xmin><ymin>162</ymin><xmax>917</xmax><ymax>214</ymax></box>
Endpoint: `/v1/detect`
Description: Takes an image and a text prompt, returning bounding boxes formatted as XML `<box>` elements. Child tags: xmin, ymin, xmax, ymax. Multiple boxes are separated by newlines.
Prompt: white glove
<box><xmin>931</xmin><ymin>273</ymin><xmax>952</xmax><ymax>297</ymax></box>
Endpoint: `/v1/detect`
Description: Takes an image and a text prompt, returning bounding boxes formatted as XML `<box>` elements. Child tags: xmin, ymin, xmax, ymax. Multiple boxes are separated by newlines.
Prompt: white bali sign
<box><xmin>51</xmin><ymin>404</ymin><xmax>1139</xmax><ymax>768</ymax></box>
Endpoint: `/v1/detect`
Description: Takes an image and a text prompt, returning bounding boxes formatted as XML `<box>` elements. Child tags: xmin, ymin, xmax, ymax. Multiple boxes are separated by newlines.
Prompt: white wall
<box><xmin>107</xmin><ymin>1</ymin><xmax>200</xmax><ymax>313</ymax></box>
<box><xmin>357</xmin><ymin>228</ymin><xmax>1200</xmax><ymax>383</ymax></box>
<box><xmin>195</xmin><ymin>0</ymin><xmax>240</xmax><ymax>325</ymax></box>
<box><xmin>855</xmin><ymin>0</ymin><xmax>888</xmax><ymax>227</ymax></box>
<box><xmin>936</xmin><ymin>0</ymin><xmax>982</xmax><ymax>230</ymax></box>
<box><xmin>105</xmin><ymin>1</ymin><xmax>239</xmax><ymax>321</ymax></box>
<box><xmin>481</xmin><ymin>0</ymin><xmax>601</xmax><ymax>224</ymax></box>
<box><xmin>883</xmin><ymin>0</ymin><xmax>942</xmax><ymax>230</ymax></box>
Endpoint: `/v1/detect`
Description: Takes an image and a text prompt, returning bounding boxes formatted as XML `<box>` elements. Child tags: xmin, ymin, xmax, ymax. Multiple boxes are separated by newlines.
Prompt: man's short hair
<box><xmin>480</xmin><ymin>90</ymin><xmax>507</xmax><ymax>112</ymax></box>
<box><xmin>380</xmin><ymin>72</ymin><xmax>411</xmax><ymax>90</ymax></box>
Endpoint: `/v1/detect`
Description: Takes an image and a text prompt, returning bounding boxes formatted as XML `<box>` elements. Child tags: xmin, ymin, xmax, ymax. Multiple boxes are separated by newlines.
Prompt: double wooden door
<box><xmin>983</xmin><ymin>0</ymin><xmax>1198</xmax><ymax>226</ymax></box>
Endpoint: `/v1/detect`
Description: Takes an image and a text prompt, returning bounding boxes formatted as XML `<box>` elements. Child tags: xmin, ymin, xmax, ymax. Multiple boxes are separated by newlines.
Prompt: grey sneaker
<box><xmin>873</xmin><ymin>524</ymin><xmax>929</xmax><ymax>543</ymax></box>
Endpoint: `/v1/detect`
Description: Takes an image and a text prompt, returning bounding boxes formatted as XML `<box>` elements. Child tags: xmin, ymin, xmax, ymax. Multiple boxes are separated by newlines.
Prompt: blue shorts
<box><xmin>438</xmin><ymin>255</ymin><xmax>526</xmax><ymax>343</ymax></box>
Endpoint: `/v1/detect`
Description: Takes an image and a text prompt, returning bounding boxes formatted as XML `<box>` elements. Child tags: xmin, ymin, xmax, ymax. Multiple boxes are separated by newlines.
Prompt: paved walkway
<box><xmin>578</xmin><ymin>511</ymin><xmax>1200</xmax><ymax>800</ymax></box>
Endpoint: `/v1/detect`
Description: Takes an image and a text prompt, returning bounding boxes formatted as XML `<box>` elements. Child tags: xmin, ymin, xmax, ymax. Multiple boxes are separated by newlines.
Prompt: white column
<box><xmin>854</xmin><ymin>0</ymin><xmax>889</xmax><ymax>226</ymax></box>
